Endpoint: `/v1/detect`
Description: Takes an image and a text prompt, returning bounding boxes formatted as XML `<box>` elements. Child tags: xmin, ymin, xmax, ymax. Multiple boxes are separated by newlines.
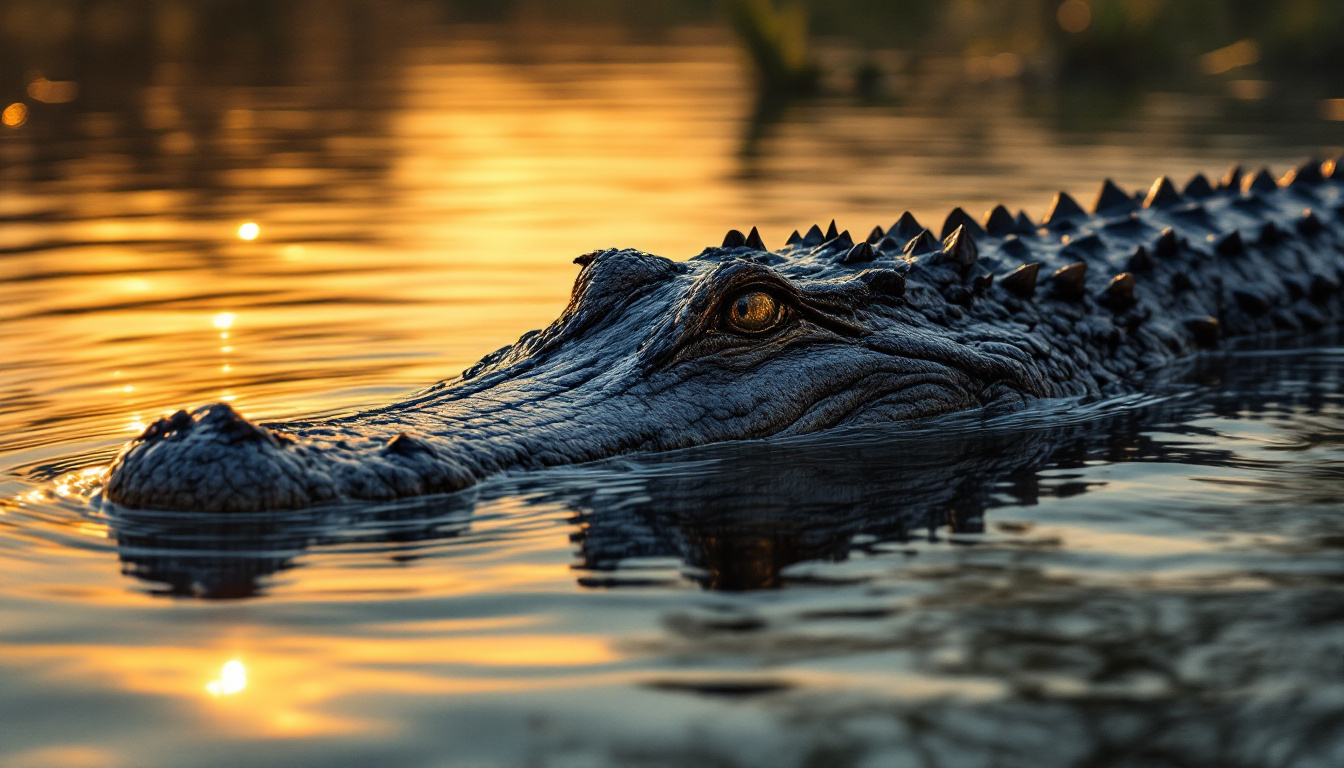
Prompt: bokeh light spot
<box><xmin>27</xmin><ymin>76</ymin><xmax>78</xmax><ymax>103</ymax></box>
<box><xmin>206</xmin><ymin>660</ymin><xmax>247</xmax><ymax>696</ymax></box>
<box><xmin>1198</xmin><ymin>39</ymin><xmax>1261</xmax><ymax>75</ymax></box>
<box><xmin>1057</xmin><ymin>0</ymin><xmax>1091</xmax><ymax>33</ymax></box>
<box><xmin>2</xmin><ymin>102</ymin><xmax>28</xmax><ymax>128</ymax></box>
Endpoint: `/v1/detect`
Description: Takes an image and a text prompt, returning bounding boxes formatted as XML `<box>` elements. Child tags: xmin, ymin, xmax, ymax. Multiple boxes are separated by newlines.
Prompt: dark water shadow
<box><xmin>104</xmin><ymin>493</ymin><xmax>476</xmax><ymax>598</ymax></box>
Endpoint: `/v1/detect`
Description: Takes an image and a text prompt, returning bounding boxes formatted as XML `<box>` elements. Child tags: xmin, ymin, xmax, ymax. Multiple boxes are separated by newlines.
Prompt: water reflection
<box><xmin>98</xmin><ymin>339</ymin><xmax>1344</xmax><ymax>597</ymax></box>
<box><xmin>108</xmin><ymin>493</ymin><xmax>474</xmax><ymax>598</ymax></box>
<box><xmin>205</xmin><ymin>660</ymin><xmax>247</xmax><ymax>697</ymax></box>
<box><xmin>4</xmin><ymin>4</ymin><xmax>1344</xmax><ymax>765</ymax></box>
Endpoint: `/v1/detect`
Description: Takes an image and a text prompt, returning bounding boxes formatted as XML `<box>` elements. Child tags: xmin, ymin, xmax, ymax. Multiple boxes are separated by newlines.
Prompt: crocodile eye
<box><xmin>724</xmin><ymin>290</ymin><xmax>785</xmax><ymax>334</ymax></box>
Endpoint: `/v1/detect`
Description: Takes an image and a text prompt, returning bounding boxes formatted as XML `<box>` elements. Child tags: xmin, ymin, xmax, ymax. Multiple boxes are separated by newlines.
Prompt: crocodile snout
<box><xmin>104</xmin><ymin>403</ymin><xmax>478</xmax><ymax>512</ymax></box>
<box><xmin>105</xmin><ymin>403</ymin><xmax>329</xmax><ymax>512</ymax></box>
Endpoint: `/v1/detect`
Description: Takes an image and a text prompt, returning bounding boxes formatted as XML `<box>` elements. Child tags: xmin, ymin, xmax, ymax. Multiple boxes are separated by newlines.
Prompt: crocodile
<box><xmin>106</xmin><ymin>341</ymin><xmax>1341</xmax><ymax>597</ymax></box>
<box><xmin>104</xmin><ymin>159</ymin><xmax>1344</xmax><ymax>513</ymax></box>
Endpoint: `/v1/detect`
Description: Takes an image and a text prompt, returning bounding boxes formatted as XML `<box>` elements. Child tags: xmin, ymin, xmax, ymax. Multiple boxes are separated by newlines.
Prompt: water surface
<box><xmin>4</xmin><ymin>10</ymin><xmax>1344</xmax><ymax>768</ymax></box>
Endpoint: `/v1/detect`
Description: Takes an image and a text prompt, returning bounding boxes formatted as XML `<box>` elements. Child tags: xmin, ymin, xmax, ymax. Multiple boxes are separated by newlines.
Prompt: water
<box><xmin>4</xmin><ymin>7</ymin><xmax>1344</xmax><ymax>767</ymax></box>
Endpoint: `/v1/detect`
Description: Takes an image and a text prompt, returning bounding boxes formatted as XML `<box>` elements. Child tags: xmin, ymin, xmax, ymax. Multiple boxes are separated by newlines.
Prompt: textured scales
<box><xmin>105</xmin><ymin>160</ymin><xmax>1344</xmax><ymax>512</ymax></box>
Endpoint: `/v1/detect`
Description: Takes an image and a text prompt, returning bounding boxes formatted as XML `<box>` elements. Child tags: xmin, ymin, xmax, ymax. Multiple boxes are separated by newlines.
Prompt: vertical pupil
<box><xmin>736</xmin><ymin>295</ymin><xmax>754</xmax><ymax>318</ymax></box>
<box><xmin>732</xmin><ymin>292</ymin><xmax>774</xmax><ymax>329</ymax></box>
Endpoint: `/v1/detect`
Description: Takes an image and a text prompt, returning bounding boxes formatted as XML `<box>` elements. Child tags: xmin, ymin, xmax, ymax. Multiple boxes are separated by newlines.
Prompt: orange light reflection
<box><xmin>3</xmin><ymin>630</ymin><xmax>619</xmax><ymax>738</ymax></box>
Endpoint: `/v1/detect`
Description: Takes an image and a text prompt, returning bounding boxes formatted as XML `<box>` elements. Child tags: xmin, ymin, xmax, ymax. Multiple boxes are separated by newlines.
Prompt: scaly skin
<box><xmin>104</xmin><ymin>159</ymin><xmax>1344</xmax><ymax>512</ymax></box>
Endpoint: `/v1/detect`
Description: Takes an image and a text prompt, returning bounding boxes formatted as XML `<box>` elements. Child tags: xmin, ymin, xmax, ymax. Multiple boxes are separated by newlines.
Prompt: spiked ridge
<box><xmin>743</xmin><ymin>158</ymin><xmax>1344</xmax><ymax>351</ymax></box>
<box><xmin>1093</xmin><ymin>180</ymin><xmax>1133</xmax><ymax>214</ymax></box>
<box><xmin>105</xmin><ymin>160</ymin><xmax>1344</xmax><ymax>512</ymax></box>
<box><xmin>1183</xmin><ymin>174</ymin><xmax>1214</xmax><ymax>199</ymax></box>
<box><xmin>1143</xmin><ymin>177</ymin><xmax>1183</xmax><ymax>209</ymax></box>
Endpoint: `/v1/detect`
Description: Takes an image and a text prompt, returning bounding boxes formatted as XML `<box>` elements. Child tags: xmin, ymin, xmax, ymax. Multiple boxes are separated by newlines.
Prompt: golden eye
<box><xmin>725</xmin><ymin>290</ymin><xmax>783</xmax><ymax>334</ymax></box>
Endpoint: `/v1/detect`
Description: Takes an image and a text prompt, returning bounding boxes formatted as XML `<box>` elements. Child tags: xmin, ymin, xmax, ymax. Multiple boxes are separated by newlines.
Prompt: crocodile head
<box><xmin>104</xmin><ymin>240</ymin><xmax>1055</xmax><ymax>512</ymax></box>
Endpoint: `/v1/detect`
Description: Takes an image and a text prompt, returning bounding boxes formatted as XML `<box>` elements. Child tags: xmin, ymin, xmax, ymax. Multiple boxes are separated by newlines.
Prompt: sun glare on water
<box><xmin>206</xmin><ymin>660</ymin><xmax>247</xmax><ymax>697</ymax></box>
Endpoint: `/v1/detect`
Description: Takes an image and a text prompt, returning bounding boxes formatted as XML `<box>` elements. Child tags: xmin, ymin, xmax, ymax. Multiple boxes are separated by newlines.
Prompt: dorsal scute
<box><xmin>1142</xmin><ymin>176</ymin><xmax>1183</xmax><ymax>209</ymax></box>
<box><xmin>1042</xmin><ymin>191</ymin><xmax>1086</xmax><ymax>228</ymax></box>
<box><xmin>891</xmin><ymin>211</ymin><xmax>924</xmax><ymax>242</ymax></box>
<box><xmin>903</xmin><ymin>228</ymin><xmax>941</xmax><ymax>255</ymax></box>
<box><xmin>1014</xmin><ymin>211</ymin><xmax>1036</xmax><ymax>234</ymax></box>
<box><xmin>1242</xmin><ymin>168</ymin><xmax>1278</xmax><ymax>195</ymax></box>
<box><xmin>1280</xmin><ymin>159</ymin><xmax>1324</xmax><ymax>188</ymax></box>
<box><xmin>1183</xmin><ymin>173</ymin><xmax>1214</xmax><ymax>199</ymax></box>
<box><xmin>1093</xmin><ymin>179</ymin><xmax>1133</xmax><ymax>214</ymax></box>
<box><xmin>745</xmin><ymin>226</ymin><xmax>766</xmax><ymax>251</ymax></box>
<box><xmin>940</xmin><ymin>224</ymin><xmax>978</xmax><ymax>266</ymax></box>
<box><xmin>940</xmin><ymin>207</ymin><xmax>987</xmax><ymax>240</ymax></box>
<box><xmin>983</xmin><ymin>205</ymin><xmax>1017</xmax><ymax>236</ymax></box>
<box><xmin>1324</xmin><ymin>156</ymin><xmax>1342</xmax><ymax>180</ymax></box>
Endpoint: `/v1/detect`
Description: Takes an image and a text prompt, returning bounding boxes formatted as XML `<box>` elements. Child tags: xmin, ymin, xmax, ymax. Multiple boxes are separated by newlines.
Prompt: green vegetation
<box><xmin>722</xmin><ymin>0</ymin><xmax>820</xmax><ymax>94</ymax></box>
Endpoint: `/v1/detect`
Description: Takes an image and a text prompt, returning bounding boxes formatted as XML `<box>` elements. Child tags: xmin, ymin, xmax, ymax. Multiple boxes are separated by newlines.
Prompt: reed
<box><xmin>722</xmin><ymin>0</ymin><xmax>820</xmax><ymax>94</ymax></box>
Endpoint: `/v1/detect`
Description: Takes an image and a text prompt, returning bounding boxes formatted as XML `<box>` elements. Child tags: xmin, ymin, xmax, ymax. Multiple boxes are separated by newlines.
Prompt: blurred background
<box><xmin>5</xmin><ymin>7</ymin><xmax>1344</xmax><ymax>766</ymax></box>
<box><xmin>2</xmin><ymin>0</ymin><xmax>1343</xmax><ymax>463</ymax></box>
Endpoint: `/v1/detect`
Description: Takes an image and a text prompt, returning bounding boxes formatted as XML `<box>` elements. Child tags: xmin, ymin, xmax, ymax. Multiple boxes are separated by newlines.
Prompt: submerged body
<box><xmin>106</xmin><ymin>160</ymin><xmax>1344</xmax><ymax>512</ymax></box>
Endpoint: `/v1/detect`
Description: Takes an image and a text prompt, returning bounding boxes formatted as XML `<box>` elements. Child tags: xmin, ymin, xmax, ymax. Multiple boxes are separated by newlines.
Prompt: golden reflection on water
<box><xmin>4</xmin><ymin>625</ymin><xmax>621</xmax><ymax>738</ymax></box>
<box><xmin>206</xmin><ymin>660</ymin><xmax>247</xmax><ymax>697</ymax></box>
<box><xmin>2</xmin><ymin>12</ymin><xmax>1344</xmax><ymax>765</ymax></box>
<box><xmin>2</xmin><ymin>23</ymin><xmax>1332</xmax><ymax>463</ymax></box>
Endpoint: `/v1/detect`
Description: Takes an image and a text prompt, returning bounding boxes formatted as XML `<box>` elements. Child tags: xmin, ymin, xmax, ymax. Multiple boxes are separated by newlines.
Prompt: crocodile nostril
<box><xmin>139</xmin><ymin>409</ymin><xmax>193</xmax><ymax>442</ymax></box>
<box><xmin>193</xmin><ymin>403</ymin><xmax>281</xmax><ymax>446</ymax></box>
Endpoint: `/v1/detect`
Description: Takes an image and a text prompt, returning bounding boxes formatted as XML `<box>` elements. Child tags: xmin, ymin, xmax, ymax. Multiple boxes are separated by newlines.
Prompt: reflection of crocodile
<box><xmin>105</xmin><ymin>160</ymin><xmax>1344</xmax><ymax>512</ymax></box>
<box><xmin>107</xmin><ymin>342</ymin><xmax>1343</xmax><ymax>597</ymax></box>
<box><xmin>567</xmin><ymin>344</ymin><xmax>1340</xmax><ymax>591</ymax></box>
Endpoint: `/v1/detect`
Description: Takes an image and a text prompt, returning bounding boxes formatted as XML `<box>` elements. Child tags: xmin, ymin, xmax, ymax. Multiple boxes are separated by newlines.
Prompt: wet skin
<box><xmin>105</xmin><ymin>160</ymin><xmax>1344</xmax><ymax>512</ymax></box>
